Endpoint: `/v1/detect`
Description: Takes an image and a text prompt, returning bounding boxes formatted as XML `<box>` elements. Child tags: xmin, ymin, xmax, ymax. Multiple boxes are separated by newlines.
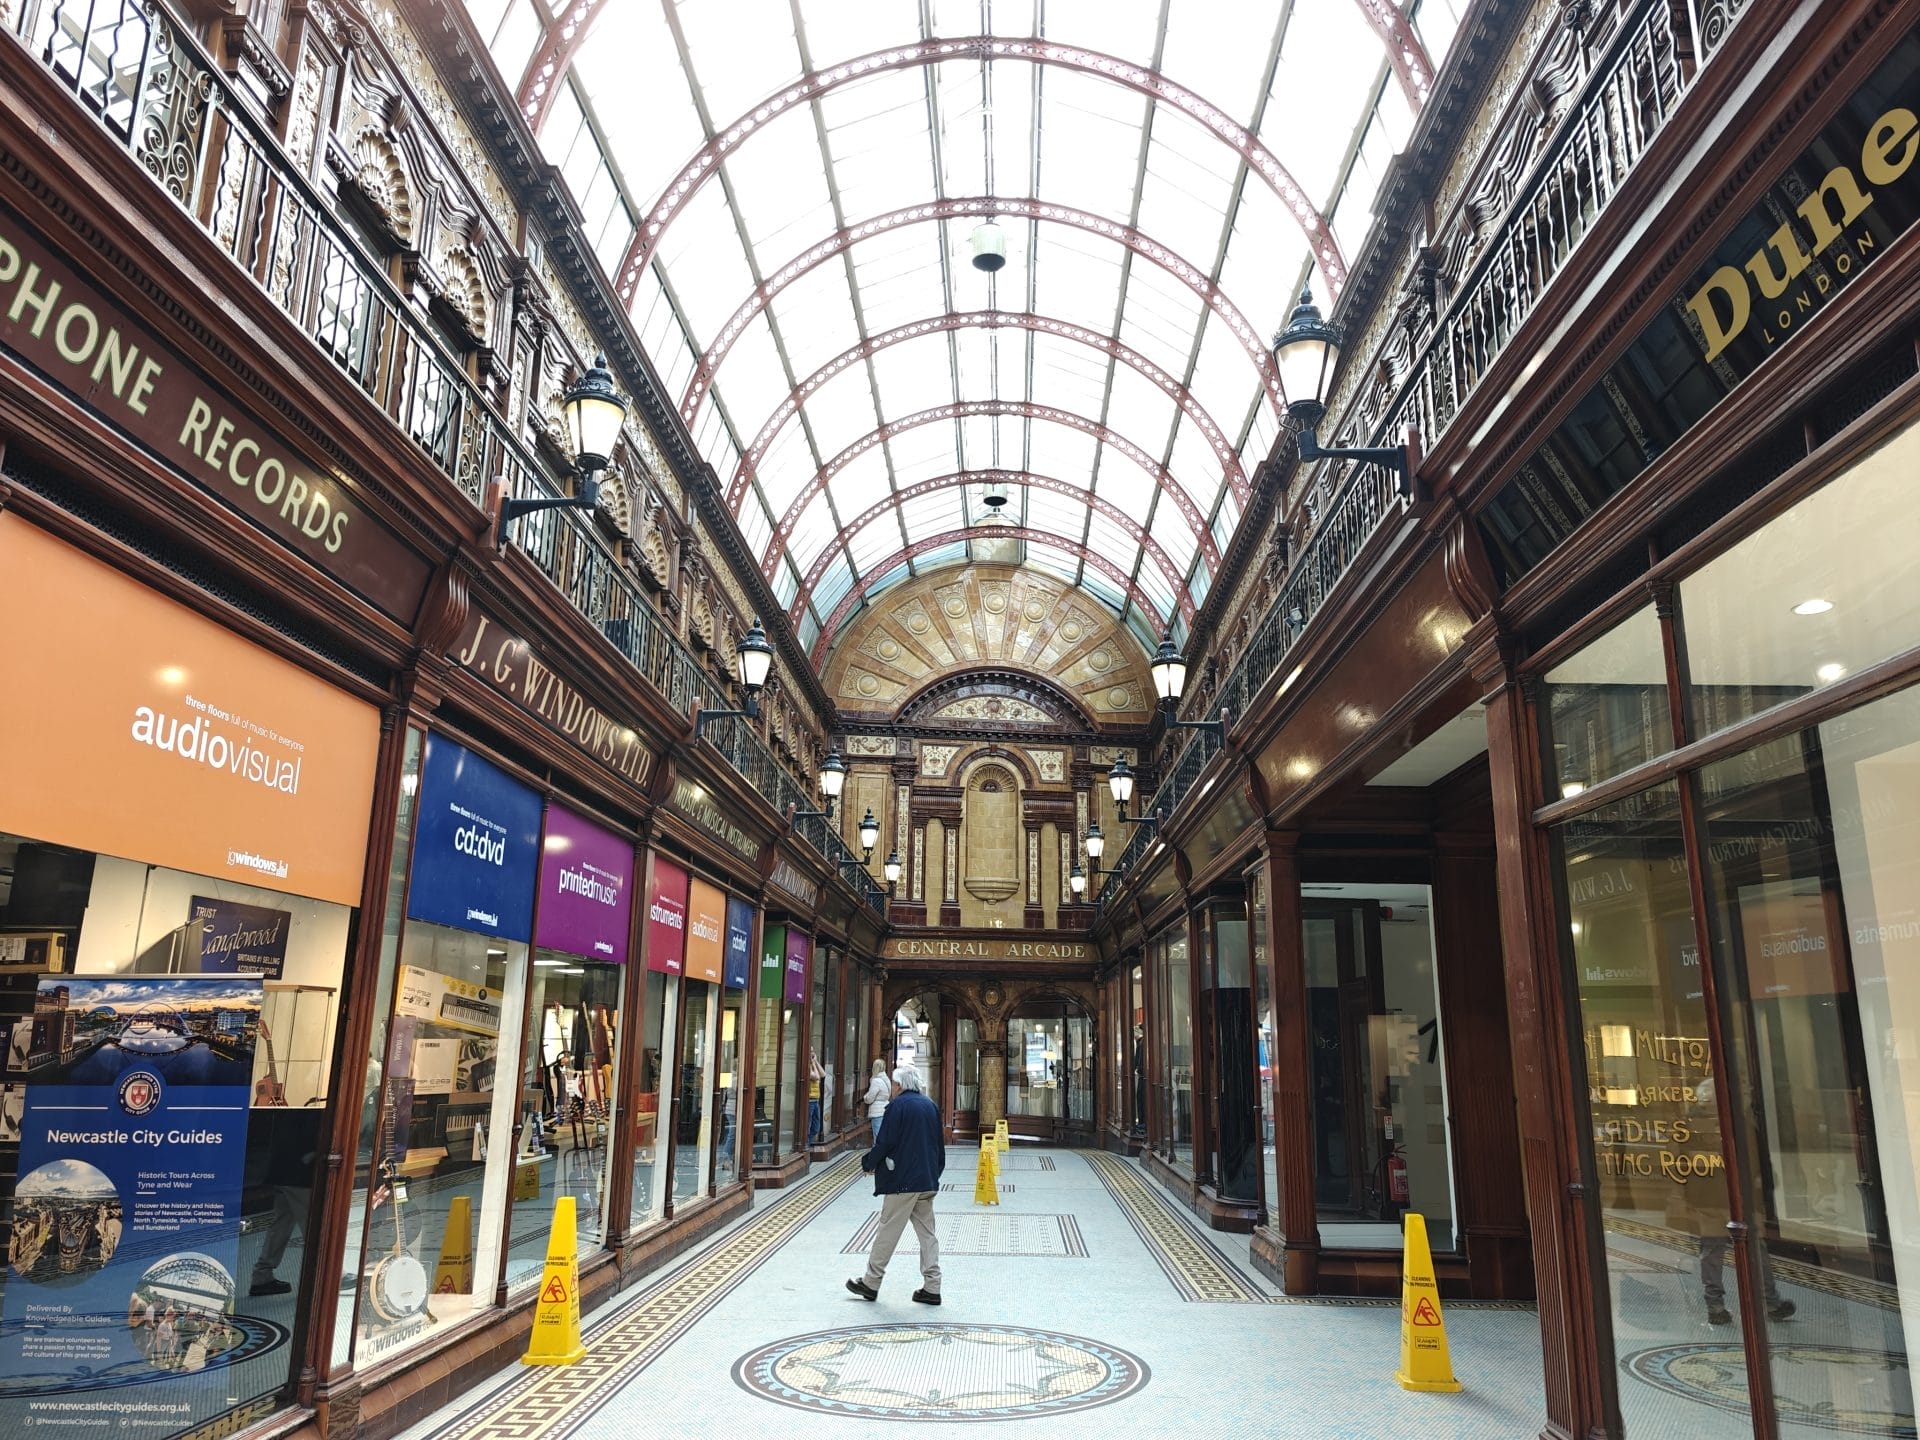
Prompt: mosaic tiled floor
<box><xmin>402</xmin><ymin>1146</ymin><xmax>1549</xmax><ymax>1440</ymax></box>
<box><xmin>841</xmin><ymin>1211</ymin><xmax>1088</xmax><ymax>1257</ymax></box>
<box><xmin>733</xmin><ymin>1322</ymin><xmax>1148</xmax><ymax>1420</ymax></box>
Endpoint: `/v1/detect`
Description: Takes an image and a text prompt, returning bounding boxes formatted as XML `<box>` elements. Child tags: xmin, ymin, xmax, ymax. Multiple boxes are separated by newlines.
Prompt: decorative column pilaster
<box><xmin>977</xmin><ymin>1039</ymin><xmax>1008</xmax><ymax>1130</ymax></box>
<box><xmin>1023</xmin><ymin>823</ymin><xmax>1044</xmax><ymax>927</ymax></box>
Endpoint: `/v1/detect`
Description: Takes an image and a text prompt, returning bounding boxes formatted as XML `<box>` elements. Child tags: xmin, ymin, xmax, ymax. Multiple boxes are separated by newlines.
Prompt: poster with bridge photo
<box><xmin>0</xmin><ymin>975</ymin><xmax>263</xmax><ymax>1432</ymax></box>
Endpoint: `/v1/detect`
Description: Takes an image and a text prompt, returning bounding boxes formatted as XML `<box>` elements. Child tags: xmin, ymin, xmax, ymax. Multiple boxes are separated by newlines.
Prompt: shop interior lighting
<box><xmin>1817</xmin><ymin>662</ymin><xmax>1848</xmax><ymax>683</ymax></box>
<box><xmin>497</xmin><ymin>354</ymin><xmax>629</xmax><ymax>543</ymax></box>
<box><xmin>1273</xmin><ymin>289</ymin><xmax>1415</xmax><ymax>497</ymax></box>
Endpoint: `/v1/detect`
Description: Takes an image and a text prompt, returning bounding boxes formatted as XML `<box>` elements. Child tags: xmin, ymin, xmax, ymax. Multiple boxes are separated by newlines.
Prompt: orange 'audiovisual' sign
<box><xmin>0</xmin><ymin>515</ymin><xmax>380</xmax><ymax>905</ymax></box>
<box><xmin>684</xmin><ymin>877</ymin><xmax>727</xmax><ymax>983</ymax></box>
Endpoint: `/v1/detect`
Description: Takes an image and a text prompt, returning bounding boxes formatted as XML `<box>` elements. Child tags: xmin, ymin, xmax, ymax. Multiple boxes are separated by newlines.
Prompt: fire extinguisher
<box><xmin>1387</xmin><ymin>1150</ymin><xmax>1409</xmax><ymax>1205</ymax></box>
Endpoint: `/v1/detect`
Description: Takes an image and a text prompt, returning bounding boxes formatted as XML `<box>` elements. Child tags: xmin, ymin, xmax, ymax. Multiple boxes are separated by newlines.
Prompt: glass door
<box><xmin>674</xmin><ymin>979</ymin><xmax>715</xmax><ymax>1204</ymax></box>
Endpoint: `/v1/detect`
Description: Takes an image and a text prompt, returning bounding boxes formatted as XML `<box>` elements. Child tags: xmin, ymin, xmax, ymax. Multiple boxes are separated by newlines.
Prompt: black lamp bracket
<box><xmin>690</xmin><ymin>694</ymin><xmax>762</xmax><ymax>741</ymax></box>
<box><xmin>496</xmin><ymin>469</ymin><xmax>602</xmax><ymax>545</ymax></box>
<box><xmin>1294</xmin><ymin>422</ymin><xmax>1415</xmax><ymax>500</ymax></box>
<box><xmin>1164</xmin><ymin>702</ymin><xmax>1232</xmax><ymax>739</ymax></box>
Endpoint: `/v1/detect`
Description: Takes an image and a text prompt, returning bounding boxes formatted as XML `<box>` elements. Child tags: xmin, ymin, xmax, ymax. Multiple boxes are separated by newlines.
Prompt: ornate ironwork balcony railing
<box><xmin>1111</xmin><ymin>0</ymin><xmax>1735</xmax><ymax>902</ymax></box>
<box><xmin>16</xmin><ymin>0</ymin><xmax>882</xmax><ymax>913</ymax></box>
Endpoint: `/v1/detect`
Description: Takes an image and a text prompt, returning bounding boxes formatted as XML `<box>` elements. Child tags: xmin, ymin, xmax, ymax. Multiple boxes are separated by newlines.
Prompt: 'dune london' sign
<box><xmin>0</xmin><ymin>204</ymin><xmax>431</xmax><ymax>621</ymax></box>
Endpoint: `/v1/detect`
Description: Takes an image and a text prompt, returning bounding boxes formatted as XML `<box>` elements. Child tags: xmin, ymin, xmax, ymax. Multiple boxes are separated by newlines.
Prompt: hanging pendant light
<box><xmin>970</xmin><ymin>221</ymin><xmax>1007</xmax><ymax>272</ymax></box>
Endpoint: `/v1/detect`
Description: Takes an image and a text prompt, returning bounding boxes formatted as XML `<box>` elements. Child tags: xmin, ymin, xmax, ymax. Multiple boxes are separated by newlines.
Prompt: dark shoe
<box><xmin>1706</xmin><ymin>1305</ymin><xmax>1733</xmax><ymax>1325</ymax></box>
<box><xmin>912</xmin><ymin>1288</ymin><xmax>941</xmax><ymax>1306</ymax></box>
<box><xmin>1767</xmin><ymin>1299</ymin><xmax>1796</xmax><ymax>1321</ymax></box>
<box><xmin>249</xmin><ymin>1277</ymin><xmax>291</xmax><ymax>1297</ymax></box>
<box><xmin>845</xmin><ymin>1278</ymin><xmax>878</xmax><ymax>1301</ymax></box>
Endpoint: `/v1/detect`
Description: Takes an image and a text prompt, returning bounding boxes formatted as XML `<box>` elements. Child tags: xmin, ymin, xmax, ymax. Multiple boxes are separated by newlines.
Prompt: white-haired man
<box><xmin>846</xmin><ymin>1065</ymin><xmax>944</xmax><ymax>1305</ymax></box>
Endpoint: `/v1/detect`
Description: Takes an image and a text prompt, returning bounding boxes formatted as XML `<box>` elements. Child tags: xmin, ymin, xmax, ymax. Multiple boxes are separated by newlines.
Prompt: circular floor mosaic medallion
<box><xmin>1623</xmin><ymin>1342</ymin><xmax>1914</xmax><ymax>1436</ymax></box>
<box><xmin>734</xmin><ymin>1322</ymin><xmax>1149</xmax><ymax>1422</ymax></box>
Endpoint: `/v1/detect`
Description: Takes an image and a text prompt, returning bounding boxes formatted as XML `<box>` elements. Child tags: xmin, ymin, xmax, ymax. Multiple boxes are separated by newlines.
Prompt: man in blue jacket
<box><xmin>846</xmin><ymin>1065</ymin><xmax>944</xmax><ymax>1305</ymax></box>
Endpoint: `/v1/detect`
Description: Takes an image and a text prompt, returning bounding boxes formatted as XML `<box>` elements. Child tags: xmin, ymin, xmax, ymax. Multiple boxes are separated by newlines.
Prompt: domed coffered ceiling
<box><xmin>820</xmin><ymin>563</ymin><xmax>1154</xmax><ymax>724</ymax></box>
<box><xmin>463</xmin><ymin>0</ymin><xmax>1465</xmax><ymax>665</ymax></box>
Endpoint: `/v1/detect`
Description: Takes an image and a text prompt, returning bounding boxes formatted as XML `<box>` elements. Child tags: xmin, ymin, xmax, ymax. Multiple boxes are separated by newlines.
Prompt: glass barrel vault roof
<box><xmin>465</xmin><ymin>0</ymin><xmax>1465</xmax><ymax>659</ymax></box>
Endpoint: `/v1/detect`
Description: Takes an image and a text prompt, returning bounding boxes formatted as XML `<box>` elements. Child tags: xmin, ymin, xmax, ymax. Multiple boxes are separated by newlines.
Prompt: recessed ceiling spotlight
<box><xmin>1816</xmin><ymin>662</ymin><xmax>1847</xmax><ymax>684</ymax></box>
<box><xmin>1792</xmin><ymin>598</ymin><xmax>1835</xmax><ymax>616</ymax></box>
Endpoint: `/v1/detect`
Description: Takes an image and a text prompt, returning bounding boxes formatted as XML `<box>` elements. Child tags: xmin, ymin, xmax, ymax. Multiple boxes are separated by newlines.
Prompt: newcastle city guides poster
<box><xmin>0</xmin><ymin>975</ymin><xmax>263</xmax><ymax>1435</ymax></box>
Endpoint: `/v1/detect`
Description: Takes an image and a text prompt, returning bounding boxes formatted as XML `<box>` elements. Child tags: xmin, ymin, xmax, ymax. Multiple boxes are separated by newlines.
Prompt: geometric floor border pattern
<box><xmin>841</xmin><ymin>1211</ymin><xmax>1089</xmax><ymax>1257</ymax></box>
<box><xmin>1083</xmin><ymin>1152</ymin><xmax>1534</xmax><ymax>1313</ymax></box>
<box><xmin>1082</xmin><ymin>1151</ymin><xmax>1269</xmax><ymax>1303</ymax></box>
<box><xmin>426</xmin><ymin>1155</ymin><xmax>866</xmax><ymax>1440</ymax></box>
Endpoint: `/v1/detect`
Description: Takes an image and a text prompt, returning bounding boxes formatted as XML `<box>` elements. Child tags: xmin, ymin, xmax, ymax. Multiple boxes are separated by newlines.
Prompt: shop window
<box><xmin>1205</xmin><ymin>903</ymin><xmax>1260</xmax><ymax>1204</ymax></box>
<box><xmin>807</xmin><ymin>952</ymin><xmax>829</xmax><ymax>1145</ymax></box>
<box><xmin>1555</xmin><ymin>780</ymin><xmax>1758</xmax><ymax>1423</ymax></box>
<box><xmin>1159</xmin><ymin>927</ymin><xmax>1193</xmax><ymax>1171</ymax></box>
<box><xmin>1680</xmin><ymin>415</ymin><xmax>1920</xmax><ymax>744</ymax></box>
<box><xmin>1694</xmin><ymin>684</ymin><xmax>1920</xmax><ymax>1426</ymax></box>
<box><xmin>504</xmin><ymin>960</ymin><xmax>619</xmax><ymax>1291</ymax></box>
<box><xmin>841</xmin><ymin>972</ymin><xmax>863</xmax><ymax>1128</ymax></box>
<box><xmin>673</xmin><ymin>979</ymin><xmax>715</xmax><ymax>1203</ymax></box>
<box><xmin>1130</xmin><ymin>965</ymin><xmax>1145</xmax><ymax>1138</ymax></box>
<box><xmin>1543</xmin><ymin>605</ymin><xmax>1675</xmax><ymax>797</ymax></box>
<box><xmin>780</xmin><ymin>996</ymin><xmax>803</xmax><ymax>1157</ymax></box>
<box><xmin>955</xmin><ymin>1018</ymin><xmax>979</xmax><ymax>1117</ymax></box>
<box><xmin>1251</xmin><ymin>872</ymin><xmax>1276</xmax><ymax>1216</ymax></box>
<box><xmin>1303</xmin><ymin>885</ymin><xmax>1455</xmax><ymax>1250</ymax></box>
<box><xmin>0</xmin><ymin>835</ymin><xmax>352</xmax><ymax>1430</ymax></box>
<box><xmin>629</xmin><ymin>969</ymin><xmax>670</xmax><ymax>1229</ymax></box>
<box><xmin>751</xmin><ymin>983</ymin><xmax>781</xmax><ymax>1167</ymax></box>
<box><xmin>714</xmin><ymin>984</ymin><xmax>745</xmax><ymax>1188</ymax></box>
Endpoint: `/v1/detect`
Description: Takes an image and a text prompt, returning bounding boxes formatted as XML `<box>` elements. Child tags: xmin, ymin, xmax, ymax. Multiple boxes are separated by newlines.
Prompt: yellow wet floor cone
<box><xmin>521</xmin><ymin>1196</ymin><xmax>585</xmax><ymax>1366</ymax></box>
<box><xmin>973</xmin><ymin>1136</ymin><xmax>1000</xmax><ymax>1205</ymax></box>
<box><xmin>1395</xmin><ymin>1212</ymin><xmax>1461</xmax><ymax>1393</ymax></box>
<box><xmin>432</xmin><ymin>1195</ymin><xmax>474</xmax><ymax>1295</ymax></box>
<box><xmin>994</xmin><ymin>1119</ymin><xmax>1010</xmax><ymax>1154</ymax></box>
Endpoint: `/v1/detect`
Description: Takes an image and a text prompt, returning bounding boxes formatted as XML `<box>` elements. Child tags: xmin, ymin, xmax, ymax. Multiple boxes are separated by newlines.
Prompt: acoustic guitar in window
<box><xmin>254</xmin><ymin>1018</ymin><xmax>287</xmax><ymax>1107</ymax></box>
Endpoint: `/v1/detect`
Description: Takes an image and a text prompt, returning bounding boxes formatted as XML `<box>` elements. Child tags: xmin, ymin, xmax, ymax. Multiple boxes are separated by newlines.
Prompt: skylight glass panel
<box><xmin>988</xmin><ymin>61</ymin><xmax>1037</xmax><ymax>200</ymax></box>
<box><xmin>1158</xmin><ymin>2</ymin><xmax>1274</xmax><ymax>128</ymax></box>
<box><xmin>1242</xmin><ymin>393</ymin><xmax>1281</xmax><ymax>472</ymax></box>
<box><xmin>1028</xmin><ymin>333</ymin><xmax>1111</xmax><ymax>414</ymax></box>
<box><xmin>724</xmin><ymin>109</ymin><xmax>836</xmax><ymax>260</ymax></box>
<box><xmin>631</xmin><ymin>269</ymin><xmax>682</xmax><ymax>368</ymax></box>
<box><xmin>798</xmin><ymin>610</ymin><xmax>822</xmax><ymax>649</ymax></box>
<box><xmin>1124</xmin><ymin>605</ymin><xmax>1157</xmax><ymax>650</ymax></box>
<box><xmin>1104</xmin><ymin>370</ymin><xmax>1177</xmax><ymax>455</ymax></box>
<box><xmin>813</xmin><ymin>551</ymin><xmax>856</xmax><ymax>615</ymax></box>
<box><xmin>461</xmin><ymin>0</ymin><xmax>511</xmax><ymax>48</ymax></box>
<box><xmin>486</xmin><ymin>0</ymin><xmax>541</xmax><ymax>90</ymax></box>
<box><xmin>1136</xmin><ymin>551</ymin><xmax>1177</xmax><ymax>620</ymax></box>
<box><xmin>1151</xmin><ymin>506</ymin><xmax>1199</xmax><ymax>575</ymax></box>
<box><xmin>1080</xmin><ymin>567</ymin><xmax>1124</xmax><ymax>612</ymax></box>
<box><xmin>1330</xmin><ymin>98</ymin><xmax>1395</xmax><ymax>261</ymax></box>
<box><xmin>774</xmin><ymin>557</ymin><xmax>799</xmax><ymax>607</ymax></box>
<box><xmin>676</xmin><ymin>0</ymin><xmax>799</xmax><ymax>124</ymax></box>
<box><xmin>1086</xmin><ymin>510</ymin><xmax>1137</xmax><ymax>567</ymax></box>
<box><xmin>758</xmin><ymin>428</ymin><xmax>821</xmax><ymax>515</ymax></box>
<box><xmin>902</xmin><ymin>488</ymin><xmax>965</xmax><ymax>535</ymax></box>
<box><xmin>1040</xmin><ymin>0</ymin><xmax>1161</xmax><ymax>67</ymax></box>
<box><xmin>1169</xmin><ymin>421</ymin><xmax>1228</xmax><ymax>509</ymax></box>
<box><xmin>693</xmin><ymin>403</ymin><xmax>732</xmax><ymax>468</ymax></box>
<box><xmin>1092</xmin><ymin>451</ymin><xmax>1155</xmax><ymax>514</ymax></box>
<box><xmin>1412</xmin><ymin>0</ymin><xmax>1467</xmax><ymax>64</ymax></box>
<box><xmin>739</xmin><ymin>496</ymin><xmax>773</xmax><ymax>555</ymax></box>
<box><xmin>1219</xmin><ymin>183</ymin><xmax>1311</xmax><ymax>336</ymax></box>
<box><xmin>1188</xmin><ymin>326</ymin><xmax>1263</xmax><ymax>436</ymax></box>
<box><xmin>540</xmin><ymin>82</ymin><xmax>586</xmax><ymax>167</ymax></box>
<box><xmin>960</xmin><ymin>415</ymin><xmax>999</xmax><ymax>470</ymax></box>
<box><xmin>1136</xmin><ymin>115</ymin><xmax>1240</xmax><ymax>259</ymax></box>
<box><xmin>1029</xmin><ymin>228</ymin><xmax>1126</xmax><ymax>335</ymax></box>
<box><xmin>822</xmin><ymin>73</ymin><xmax>936</xmax><ymax>221</ymax></box>
<box><xmin>848</xmin><ymin>512</ymin><xmax>903</xmax><ymax>570</ymax></box>
<box><xmin>1188</xmin><ymin>564</ymin><xmax>1211</xmax><ymax>608</ymax></box>
<box><xmin>1026</xmin><ymin>489</ymin><xmax>1087</xmax><ymax>538</ymax></box>
<box><xmin>850</xmin><ymin>229</ymin><xmax>951</xmax><ymax>333</ymax></box>
<box><xmin>575</xmin><ymin>6</ymin><xmax>704</xmax><ymax>208</ymax></box>
<box><xmin>712</xmin><ymin>319</ymin><xmax>790</xmax><ymax>436</ymax></box>
<box><xmin>594</xmin><ymin>206</ymin><xmax>635</xmax><ymax>275</ymax></box>
<box><xmin>825</xmin><ymin>447</ymin><xmax>892</xmax><ymax>516</ymax></box>
<box><xmin>658</xmin><ymin>189</ymin><xmax>759</xmax><ymax>342</ymax></box>
<box><xmin>1117</xmin><ymin>297</ymin><xmax>1202</xmax><ymax>383</ymax></box>
<box><xmin>787</xmin><ymin>492</ymin><xmax>838</xmax><ymax>574</ymax></box>
<box><xmin>1023</xmin><ymin>541</ymin><xmax>1080</xmax><ymax>586</ymax></box>
<box><xmin>802</xmin><ymin>373</ymin><xmax>884</xmax><ymax>461</ymax></box>
<box><xmin>871</xmin><ymin>343</ymin><xmax>955</xmax><ymax>419</ymax></box>
<box><xmin>1027</xmin><ymin>424</ymin><xmax>1097</xmax><ymax>482</ymax></box>
<box><xmin>952</xmin><ymin>328</ymin><xmax>999</xmax><ymax>400</ymax></box>
<box><xmin>933</xmin><ymin>58</ymin><xmax>988</xmax><ymax>197</ymax></box>
<box><xmin>1212</xmin><ymin>493</ymin><xmax>1240</xmax><ymax>555</ymax></box>
<box><xmin>1033</xmin><ymin>71</ymin><xmax>1146</xmax><ymax>223</ymax></box>
<box><xmin>658</xmin><ymin>329</ymin><xmax>698</xmax><ymax>396</ymax></box>
<box><xmin>1265</xmin><ymin>3</ymin><xmax>1380</xmax><ymax>207</ymax></box>
<box><xmin>885</xmin><ymin>425</ymin><xmax>961</xmax><ymax>488</ymax></box>
<box><xmin>797</xmin><ymin>0</ymin><xmax>922</xmax><ymax>67</ymax></box>
<box><xmin>561</xmin><ymin>113</ymin><xmax>603</xmax><ymax>200</ymax></box>
<box><xmin>909</xmin><ymin>542</ymin><xmax>969</xmax><ymax>576</ymax></box>
<box><xmin>860</xmin><ymin>559</ymin><xmax>913</xmax><ymax>607</ymax></box>
<box><xmin>763</xmin><ymin>291</ymin><xmax>861</xmax><ymax>386</ymax></box>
